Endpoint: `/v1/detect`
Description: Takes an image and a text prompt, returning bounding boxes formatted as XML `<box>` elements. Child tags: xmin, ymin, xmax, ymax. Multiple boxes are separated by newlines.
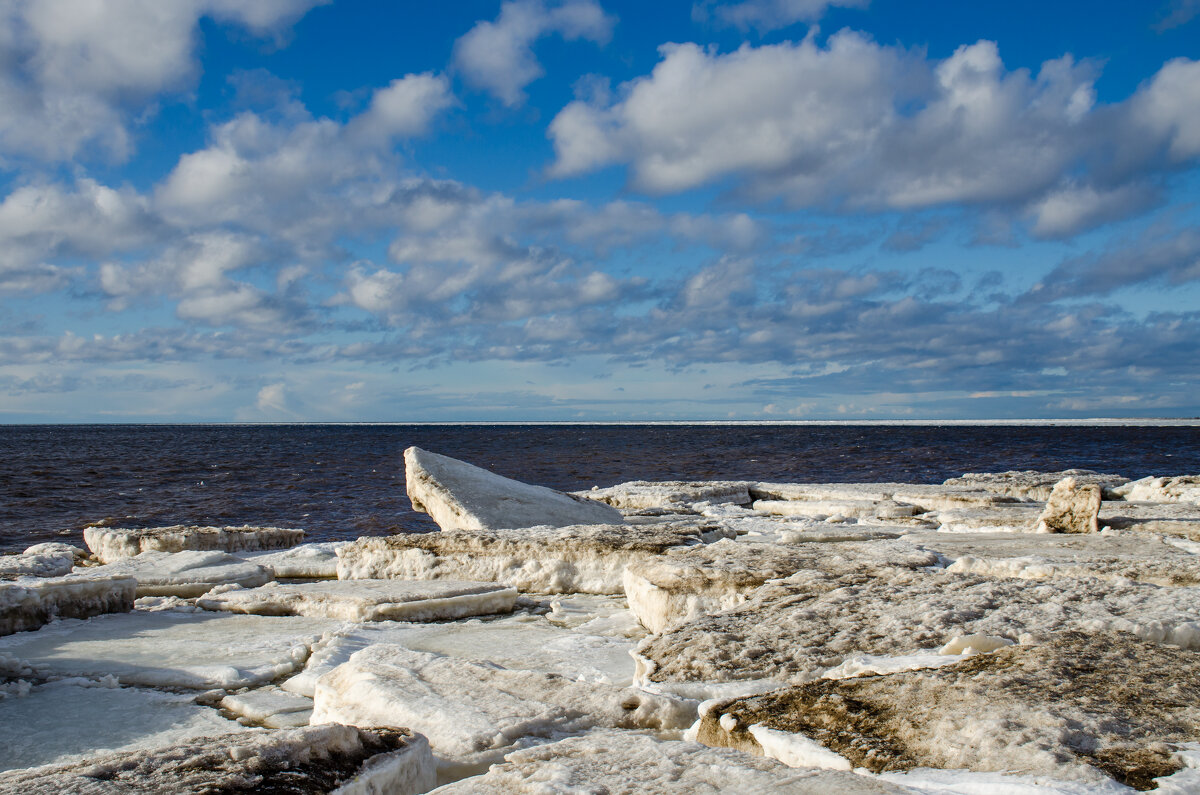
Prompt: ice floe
<box><xmin>76</xmin><ymin>550</ymin><xmax>273</xmax><ymax>597</ymax></box>
<box><xmin>235</xmin><ymin>540</ymin><xmax>346</xmax><ymax>578</ymax></box>
<box><xmin>697</xmin><ymin>631</ymin><xmax>1200</xmax><ymax>789</ymax></box>
<box><xmin>0</xmin><ymin>575</ymin><xmax>135</xmax><ymax>636</ymax></box>
<box><xmin>580</xmin><ymin>480</ymin><xmax>753</xmax><ymax>511</ymax></box>
<box><xmin>218</xmin><ymin>685</ymin><xmax>314</xmax><ymax>728</ymax></box>
<box><xmin>0</xmin><ymin>552</ymin><xmax>74</xmax><ymax>579</ymax></box>
<box><xmin>0</xmin><ymin>724</ymin><xmax>435</xmax><ymax>795</ymax></box>
<box><xmin>429</xmin><ymin>730</ymin><xmax>911</xmax><ymax>794</ymax></box>
<box><xmin>0</xmin><ymin>608</ymin><xmax>341</xmax><ymax>689</ymax></box>
<box><xmin>1111</xmin><ymin>475</ymin><xmax>1200</xmax><ymax>504</ymax></box>
<box><xmin>198</xmin><ymin>579</ymin><xmax>517</xmax><ymax>622</ymax></box>
<box><xmin>311</xmin><ymin>644</ymin><xmax>696</xmax><ymax>768</ymax></box>
<box><xmin>337</xmin><ymin>522</ymin><xmax>721</xmax><ymax>594</ymax></box>
<box><xmin>405</xmin><ymin>446</ymin><xmax>623</xmax><ymax>530</ymax></box>
<box><xmin>83</xmin><ymin>524</ymin><xmax>305</xmax><ymax>563</ymax></box>
<box><xmin>943</xmin><ymin>470</ymin><xmax>1129</xmax><ymax>501</ymax></box>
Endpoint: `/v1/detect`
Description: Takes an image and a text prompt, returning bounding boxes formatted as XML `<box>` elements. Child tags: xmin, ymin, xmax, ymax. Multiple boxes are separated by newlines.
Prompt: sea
<box><xmin>2</xmin><ymin>422</ymin><xmax>1199</xmax><ymax>553</ymax></box>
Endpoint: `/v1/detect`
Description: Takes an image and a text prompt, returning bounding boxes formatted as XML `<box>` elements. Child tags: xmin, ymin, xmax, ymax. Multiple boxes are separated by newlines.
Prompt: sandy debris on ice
<box><xmin>637</xmin><ymin>565</ymin><xmax>1200</xmax><ymax>686</ymax></box>
<box><xmin>83</xmin><ymin>524</ymin><xmax>304</xmax><ymax>563</ymax></box>
<box><xmin>405</xmin><ymin>446</ymin><xmax>623</xmax><ymax>531</ymax></box>
<box><xmin>0</xmin><ymin>724</ymin><xmax>435</xmax><ymax>795</ymax></box>
<box><xmin>0</xmin><ymin>575</ymin><xmax>135</xmax><ymax>636</ymax></box>
<box><xmin>76</xmin><ymin>550</ymin><xmax>273</xmax><ymax>597</ymax></box>
<box><xmin>697</xmin><ymin>631</ymin><xmax>1200</xmax><ymax>790</ymax></box>
<box><xmin>428</xmin><ymin>730</ymin><xmax>913</xmax><ymax>794</ymax></box>
<box><xmin>943</xmin><ymin>470</ymin><xmax>1129</xmax><ymax>501</ymax></box>
<box><xmin>1036</xmin><ymin>477</ymin><xmax>1102</xmax><ymax>534</ymax></box>
<box><xmin>198</xmin><ymin>578</ymin><xmax>517</xmax><ymax>622</ymax></box>
<box><xmin>311</xmin><ymin>644</ymin><xmax>696</xmax><ymax>766</ymax></box>
<box><xmin>336</xmin><ymin>522</ymin><xmax>726</xmax><ymax>594</ymax></box>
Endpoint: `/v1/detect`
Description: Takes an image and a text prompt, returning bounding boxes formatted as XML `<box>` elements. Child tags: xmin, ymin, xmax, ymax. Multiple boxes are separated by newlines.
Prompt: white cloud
<box><xmin>0</xmin><ymin>0</ymin><xmax>325</xmax><ymax>162</ymax></box>
<box><xmin>453</xmin><ymin>0</ymin><xmax>614</xmax><ymax>106</ymax></box>
<box><xmin>548</xmin><ymin>34</ymin><xmax>1200</xmax><ymax>236</ymax></box>
<box><xmin>693</xmin><ymin>0</ymin><xmax>868</xmax><ymax>32</ymax></box>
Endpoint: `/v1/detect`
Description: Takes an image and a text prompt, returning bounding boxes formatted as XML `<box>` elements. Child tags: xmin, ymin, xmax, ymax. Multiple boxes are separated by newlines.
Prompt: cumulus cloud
<box><xmin>692</xmin><ymin>0</ymin><xmax>868</xmax><ymax>32</ymax></box>
<box><xmin>453</xmin><ymin>0</ymin><xmax>614</xmax><ymax>106</ymax></box>
<box><xmin>548</xmin><ymin>33</ymin><xmax>1200</xmax><ymax>236</ymax></box>
<box><xmin>0</xmin><ymin>0</ymin><xmax>326</xmax><ymax>163</ymax></box>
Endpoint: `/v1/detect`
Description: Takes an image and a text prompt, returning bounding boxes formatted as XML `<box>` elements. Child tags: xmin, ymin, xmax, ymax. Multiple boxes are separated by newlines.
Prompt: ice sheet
<box><xmin>0</xmin><ymin>575</ymin><xmax>135</xmax><ymax>636</ymax></box>
<box><xmin>237</xmin><ymin>541</ymin><xmax>346</xmax><ymax>578</ymax></box>
<box><xmin>77</xmin><ymin>550</ymin><xmax>273</xmax><ymax>597</ymax></box>
<box><xmin>84</xmin><ymin>524</ymin><xmax>305</xmax><ymax>563</ymax></box>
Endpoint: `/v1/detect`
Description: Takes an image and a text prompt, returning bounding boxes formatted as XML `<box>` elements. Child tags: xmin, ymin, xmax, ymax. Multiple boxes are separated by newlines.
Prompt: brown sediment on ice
<box><xmin>698</xmin><ymin>631</ymin><xmax>1200</xmax><ymax>790</ymax></box>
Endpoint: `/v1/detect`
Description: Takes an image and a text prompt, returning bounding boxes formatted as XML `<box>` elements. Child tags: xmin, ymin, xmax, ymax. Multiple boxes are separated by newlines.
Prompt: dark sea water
<box><xmin>2</xmin><ymin>423</ymin><xmax>1199</xmax><ymax>553</ymax></box>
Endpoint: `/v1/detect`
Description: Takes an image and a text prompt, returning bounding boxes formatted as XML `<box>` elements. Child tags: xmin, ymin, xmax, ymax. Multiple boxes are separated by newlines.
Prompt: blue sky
<box><xmin>1</xmin><ymin>0</ymin><xmax>1198</xmax><ymax>422</ymax></box>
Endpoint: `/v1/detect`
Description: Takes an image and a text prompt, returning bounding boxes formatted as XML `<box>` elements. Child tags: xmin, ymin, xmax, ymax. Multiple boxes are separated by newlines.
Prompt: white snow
<box><xmin>311</xmin><ymin>644</ymin><xmax>695</xmax><ymax>766</ymax></box>
<box><xmin>0</xmin><ymin>608</ymin><xmax>342</xmax><ymax>689</ymax></box>
<box><xmin>77</xmin><ymin>550</ymin><xmax>273</xmax><ymax>597</ymax></box>
<box><xmin>0</xmin><ymin>679</ymin><xmax>247</xmax><ymax>771</ymax></box>
<box><xmin>237</xmin><ymin>541</ymin><xmax>346</xmax><ymax>578</ymax></box>
<box><xmin>198</xmin><ymin>579</ymin><xmax>517</xmax><ymax>622</ymax></box>
<box><xmin>748</xmin><ymin>724</ymin><xmax>853</xmax><ymax>770</ymax></box>
<box><xmin>0</xmin><ymin>553</ymin><xmax>74</xmax><ymax>578</ymax></box>
<box><xmin>880</xmin><ymin>768</ymin><xmax>1134</xmax><ymax>794</ymax></box>
<box><xmin>0</xmin><ymin>574</ymin><xmax>135</xmax><ymax>636</ymax></box>
<box><xmin>83</xmin><ymin>524</ymin><xmax>305</xmax><ymax>563</ymax></box>
<box><xmin>405</xmin><ymin>446</ymin><xmax>624</xmax><ymax>530</ymax></box>
<box><xmin>938</xmin><ymin>634</ymin><xmax>1015</xmax><ymax>655</ymax></box>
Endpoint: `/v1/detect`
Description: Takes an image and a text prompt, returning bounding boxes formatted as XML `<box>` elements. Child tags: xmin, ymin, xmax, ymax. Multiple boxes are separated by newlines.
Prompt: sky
<box><xmin>1</xmin><ymin>0</ymin><xmax>1198</xmax><ymax>422</ymax></box>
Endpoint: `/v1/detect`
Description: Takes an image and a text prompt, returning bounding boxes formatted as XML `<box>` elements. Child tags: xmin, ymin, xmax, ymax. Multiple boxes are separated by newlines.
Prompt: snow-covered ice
<box><xmin>405</xmin><ymin>446</ymin><xmax>624</xmax><ymax>531</ymax></box>
<box><xmin>337</xmin><ymin>523</ymin><xmax>716</xmax><ymax>594</ymax></box>
<box><xmin>1099</xmin><ymin>501</ymin><xmax>1200</xmax><ymax>540</ymax></box>
<box><xmin>236</xmin><ymin>541</ymin><xmax>346</xmax><ymax>578</ymax></box>
<box><xmin>580</xmin><ymin>480</ymin><xmax>753</xmax><ymax>511</ymax></box>
<box><xmin>1111</xmin><ymin>475</ymin><xmax>1200</xmax><ymax>504</ymax></box>
<box><xmin>697</xmin><ymin>631</ymin><xmax>1200</xmax><ymax>789</ymax></box>
<box><xmin>198</xmin><ymin>578</ymin><xmax>517</xmax><ymax>622</ymax></box>
<box><xmin>0</xmin><ymin>608</ymin><xmax>342</xmax><ymax>689</ymax></box>
<box><xmin>943</xmin><ymin>470</ymin><xmax>1129</xmax><ymax>501</ymax></box>
<box><xmin>1</xmin><ymin>575</ymin><xmax>135</xmax><ymax>636</ymax></box>
<box><xmin>83</xmin><ymin>524</ymin><xmax>305</xmax><ymax>563</ymax></box>
<box><xmin>0</xmin><ymin>724</ymin><xmax>435</xmax><ymax>795</ymax></box>
<box><xmin>311</xmin><ymin>644</ymin><xmax>696</xmax><ymax>767</ymax></box>
<box><xmin>76</xmin><ymin>550</ymin><xmax>273</xmax><ymax>597</ymax></box>
<box><xmin>0</xmin><ymin>679</ymin><xmax>246</xmax><ymax>771</ymax></box>
<box><xmin>428</xmin><ymin>730</ymin><xmax>912</xmax><ymax>794</ymax></box>
<box><xmin>0</xmin><ymin>553</ymin><xmax>74</xmax><ymax>579</ymax></box>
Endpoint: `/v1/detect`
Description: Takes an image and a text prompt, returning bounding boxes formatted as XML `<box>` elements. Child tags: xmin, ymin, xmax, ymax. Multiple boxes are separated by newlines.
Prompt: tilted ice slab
<box><xmin>337</xmin><ymin>523</ymin><xmax>722</xmax><ymax>594</ymax></box>
<box><xmin>311</xmin><ymin>644</ymin><xmax>696</xmax><ymax>768</ymax></box>
<box><xmin>77</xmin><ymin>550</ymin><xmax>273</xmax><ymax>597</ymax></box>
<box><xmin>905</xmin><ymin>530</ymin><xmax>1200</xmax><ymax>586</ymax></box>
<box><xmin>219</xmin><ymin>685</ymin><xmax>314</xmax><ymax>729</ymax></box>
<box><xmin>1111</xmin><ymin>475</ymin><xmax>1200</xmax><ymax>504</ymax></box>
<box><xmin>429</xmin><ymin>730</ymin><xmax>912</xmax><ymax>794</ymax></box>
<box><xmin>623</xmin><ymin>538</ymin><xmax>941</xmax><ymax>633</ymax></box>
<box><xmin>236</xmin><ymin>541</ymin><xmax>346</xmax><ymax>578</ymax></box>
<box><xmin>83</xmin><ymin>524</ymin><xmax>305</xmax><ymax>564</ymax></box>
<box><xmin>0</xmin><ymin>724</ymin><xmax>435</xmax><ymax>795</ymax></box>
<box><xmin>0</xmin><ymin>575</ymin><xmax>135</xmax><ymax>636</ymax></box>
<box><xmin>405</xmin><ymin>446</ymin><xmax>624</xmax><ymax>531</ymax></box>
<box><xmin>198</xmin><ymin>579</ymin><xmax>517</xmax><ymax>622</ymax></box>
<box><xmin>943</xmin><ymin>470</ymin><xmax>1129</xmax><ymax>502</ymax></box>
<box><xmin>0</xmin><ymin>552</ymin><xmax>74</xmax><ymax>579</ymax></box>
<box><xmin>283</xmin><ymin>605</ymin><xmax>641</xmax><ymax>698</ymax></box>
<box><xmin>636</xmin><ymin>565</ymin><xmax>1200</xmax><ymax>688</ymax></box>
<box><xmin>0</xmin><ymin>608</ymin><xmax>342</xmax><ymax>689</ymax></box>
<box><xmin>579</xmin><ymin>480</ymin><xmax>753</xmax><ymax>511</ymax></box>
<box><xmin>0</xmin><ymin>680</ymin><xmax>246</xmax><ymax>772</ymax></box>
<box><xmin>697</xmin><ymin>631</ymin><xmax>1200</xmax><ymax>790</ymax></box>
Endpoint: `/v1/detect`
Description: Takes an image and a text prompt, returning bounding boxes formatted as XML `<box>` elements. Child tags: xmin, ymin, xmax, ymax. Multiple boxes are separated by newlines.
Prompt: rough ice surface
<box><xmin>930</xmin><ymin>505</ymin><xmax>1044</xmax><ymax>532</ymax></box>
<box><xmin>219</xmin><ymin>685</ymin><xmax>314</xmax><ymax>728</ymax></box>
<box><xmin>429</xmin><ymin>730</ymin><xmax>911</xmax><ymax>794</ymax></box>
<box><xmin>905</xmin><ymin>530</ymin><xmax>1200</xmax><ymax>586</ymax></box>
<box><xmin>1099</xmin><ymin>501</ymin><xmax>1200</xmax><ymax>540</ymax></box>
<box><xmin>337</xmin><ymin>523</ymin><xmax>715</xmax><ymax>594</ymax></box>
<box><xmin>83</xmin><ymin>524</ymin><xmax>305</xmax><ymax>563</ymax></box>
<box><xmin>580</xmin><ymin>481</ymin><xmax>753</xmax><ymax>511</ymax></box>
<box><xmin>23</xmin><ymin>542</ymin><xmax>89</xmax><ymax>561</ymax></box>
<box><xmin>0</xmin><ymin>724</ymin><xmax>435</xmax><ymax>795</ymax></box>
<box><xmin>236</xmin><ymin>541</ymin><xmax>346</xmax><ymax>578</ymax></box>
<box><xmin>1112</xmin><ymin>475</ymin><xmax>1200</xmax><ymax>504</ymax></box>
<box><xmin>637</xmin><ymin>565</ymin><xmax>1200</xmax><ymax>686</ymax></box>
<box><xmin>405</xmin><ymin>446</ymin><xmax>624</xmax><ymax>531</ymax></box>
<box><xmin>821</xmin><ymin>651</ymin><xmax>967</xmax><ymax>680</ymax></box>
<box><xmin>311</xmin><ymin>644</ymin><xmax>696</xmax><ymax>767</ymax></box>
<box><xmin>1</xmin><ymin>575</ymin><xmax>135</xmax><ymax>636</ymax></box>
<box><xmin>753</xmin><ymin>498</ymin><xmax>919</xmax><ymax>522</ymax></box>
<box><xmin>0</xmin><ymin>608</ymin><xmax>341</xmax><ymax>689</ymax></box>
<box><xmin>0</xmin><ymin>553</ymin><xmax>74</xmax><ymax>578</ymax></box>
<box><xmin>0</xmin><ymin>679</ymin><xmax>245</xmax><ymax>771</ymax></box>
<box><xmin>1037</xmin><ymin>477</ymin><xmax>1102</xmax><ymax>534</ymax></box>
<box><xmin>697</xmin><ymin>632</ymin><xmax>1200</xmax><ymax>789</ymax></box>
<box><xmin>943</xmin><ymin>470</ymin><xmax>1129</xmax><ymax>501</ymax></box>
<box><xmin>199</xmin><ymin>578</ymin><xmax>517</xmax><ymax>622</ymax></box>
<box><xmin>623</xmin><ymin>538</ymin><xmax>940</xmax><ymax>633</ymax></box>
<box><xmin>751</xmin><ymin>482</ymin><xmax>1014</xmax><ymax>511</ymax></box>
<box><xmin>77</xmin><ymin>550</ymin><xmax>273</xmax><ymax>597</ymax></box>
